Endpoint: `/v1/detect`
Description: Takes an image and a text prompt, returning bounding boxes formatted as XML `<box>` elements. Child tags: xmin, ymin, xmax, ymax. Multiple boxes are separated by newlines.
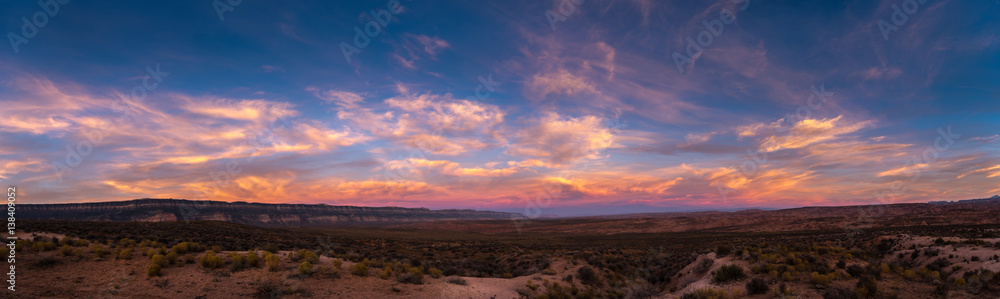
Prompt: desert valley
<box><xmin>13</xmin><ymin>197</ymin><xmax>1000</xmax><ymax>298</ymax></box>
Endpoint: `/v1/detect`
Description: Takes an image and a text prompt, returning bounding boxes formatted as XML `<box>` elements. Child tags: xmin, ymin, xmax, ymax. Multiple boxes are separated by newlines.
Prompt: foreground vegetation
<box><xmin>18</xmin><ymin>220</ymin><xmax>1000</xmax><ymax>298</ymax></box>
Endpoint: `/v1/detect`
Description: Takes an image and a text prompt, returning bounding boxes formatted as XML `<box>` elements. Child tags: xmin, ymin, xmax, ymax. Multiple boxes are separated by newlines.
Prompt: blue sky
<box><xmin>1</xmin><ymin>0</ymin><xmax>998</xmax><ymax>216</ymax></box>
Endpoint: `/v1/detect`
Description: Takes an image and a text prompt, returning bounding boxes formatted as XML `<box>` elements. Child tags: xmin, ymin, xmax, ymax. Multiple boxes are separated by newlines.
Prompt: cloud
<box><xmin>957</xmin><ymin>164</ymin><xmax>1000</xmax><ymax>179</ymax></box>
<box><xmin>967</xmin><ymin>134</ymin><xmax>1000</xmax><ymax>143</ymax></box>
<box><xmin>385</xmin><ymin>158</ymin><xmax>523</xmax><ymax>177</ymax></box>
<box><xmin>758</xmin><ymin>116</ymin><xmax>873</xmax><ymax>152</ymax></box>
<box><xmin>506</xmin><ymin>112</ymin><xmax>616</xmax><ymax>165</ymax></box>
<box><xmin>181</xmin><ymin>98</ymin><xmax>298</xmax><ymax>124</ymax></box>
<box><xmin>410</xmin><ymin>35</ymin><xmax>451</xmax><ymax>56</ymax></box>
<box><xmin>327</xmin><ymin>86</ymin><xmax>506</xmax><ymax>155</ymax></box>
<box><xmin>527</xmin><ymin>69</ymin><xmax>598</xmax><ymax>98</ymax></box>
<box><xmin>307</xmin><ymin>87</ymin><xmax>365</xmax><ymax>108</ymax></box>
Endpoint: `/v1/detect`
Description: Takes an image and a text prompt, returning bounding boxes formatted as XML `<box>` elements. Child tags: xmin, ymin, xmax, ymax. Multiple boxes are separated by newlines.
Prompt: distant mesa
<box><xmin>20</xmin><ymin>198</ymin><xmax>521</xmax><ymax>227</ymax></box>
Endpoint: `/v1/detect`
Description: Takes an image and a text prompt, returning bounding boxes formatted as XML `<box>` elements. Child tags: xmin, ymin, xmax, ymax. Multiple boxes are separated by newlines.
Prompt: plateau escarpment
<box><xmin>20</xmin><ymin>198</ymin><xmax>521</xmax><ymax>227</ymax></box>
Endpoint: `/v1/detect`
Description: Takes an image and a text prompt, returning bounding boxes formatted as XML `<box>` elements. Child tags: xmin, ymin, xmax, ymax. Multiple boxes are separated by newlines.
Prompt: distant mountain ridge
<box><xmin>20</xmin><ymin>198</ymin><xmax>521</xmax><ymax>227</ymax></box>
<box><xmin>396</xmin><ymin>196</ymin><xmax>1000</xmax><ymax>234</ymax></box>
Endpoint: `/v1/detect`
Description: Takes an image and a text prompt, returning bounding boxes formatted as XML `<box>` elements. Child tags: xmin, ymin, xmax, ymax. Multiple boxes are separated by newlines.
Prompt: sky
<box><xmin>0</xmin><ymin>0</ymin><xmax>998</xmax><ymax>216</ymax></box>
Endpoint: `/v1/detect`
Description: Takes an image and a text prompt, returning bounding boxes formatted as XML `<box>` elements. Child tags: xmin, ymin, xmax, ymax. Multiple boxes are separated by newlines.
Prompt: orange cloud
<box><xmin>506</xmin><ymin>112</ymin><xmax>616</xmax><ymax>165</ymax></box>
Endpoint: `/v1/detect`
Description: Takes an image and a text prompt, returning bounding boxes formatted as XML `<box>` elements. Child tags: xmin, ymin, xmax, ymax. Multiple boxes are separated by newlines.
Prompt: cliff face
<box><xmin>20</xmin><ymin>198</ymin><xmax>521</xmax><ymax>227</ymax></box>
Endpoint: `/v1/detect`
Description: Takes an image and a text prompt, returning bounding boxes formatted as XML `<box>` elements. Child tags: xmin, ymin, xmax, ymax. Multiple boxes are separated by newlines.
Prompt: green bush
<box><xmin>60</xmin><ymin>245</ymin><xmax>74</xmax><ymax>256</ymax></box>
<box><xmin>713</xmin><ymin>264</ymin><xmax>746</xmax><ymax>283</ymax></box>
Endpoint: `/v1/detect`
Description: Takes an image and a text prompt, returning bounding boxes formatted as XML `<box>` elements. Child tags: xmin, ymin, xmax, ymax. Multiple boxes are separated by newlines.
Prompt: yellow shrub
<box><xmin>297</xmin><ymin>261</ymin><xmax>313</xmax><ymax>276</ymax></box>
<box><xmin>147</xmin><ymin>264</ymin><xmax>162</xmax><ymax>277</ymax></box>
<box><xmin>265</xmin><ymin>253</ymin><xmax>281</xmax><ymax>271</ymax></box>
<box><xmin>350</xmin><ymin>264</ymin><xmax>369</xmax><ymax>277</ymax></box>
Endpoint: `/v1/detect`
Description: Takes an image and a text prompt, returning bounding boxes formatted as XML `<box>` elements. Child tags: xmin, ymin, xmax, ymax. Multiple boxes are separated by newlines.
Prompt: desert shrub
<box><xmin>151</xmin><ymin>254</ymin><xmax>167</xmax><ymax>267</ymax></box>
<box><xmin>211</xmin><ymin>246</ymin><xmax>222</xmax><ymax>252</ymax></box>
<box><xmin>746</xmin><ymin>277</ymin><xmax>769</xmax><ymax>295</ymax></box>
<box><xmin>32</xmin><ymin>256</ymin><xmax>61</xmax><ymax>268</ymax></box>
<box><xmin>254</xmin><ymin>279</ymin><xmax>284</xmax><ymax>299</ymax></box>
<box><xmin>230</xmin><ymin>253</ymin><xmax>248</xmax><ymax>272</ymax></box>
<box><xmin>397</xmin><ymin>269</ymin><xmax>424</xmax><ymax>284</ymax></box>
<box><xmin>265</xmin><ymin>253</ymin><xmax>281</xmax><ymax>271</ymax></box>
<box><xmin>682</xmin><ymin>288</ymin><xmax>731</xmax><ymax>299</ymax></box>
<box><xmin>447</xmin><ymin>277</ymin><xmax>467</xmax><ymax>285</ymax></box>
<box><xmin>332</xmin><ymin>259</ymin><xmax>343</xmax><ymax>270</ymax></box>
<box><xmin>297</xmin><ymin>261</ymin><xmax>313</xmax><ymax>276</ymax></box>
<box><xmin>200</xmin><ymin>251</ymin><xmax>223</xmax><ymax>269</ymax></box>
<box><xmin>955</xmin><ymin>277</ymin><xmax>966</xmax><ymax>288</ymax></box>
<box><xmin>92</xmin><ymin>244</ymin><xmax>108</xmax><ymax>258</ymax></box>
<box><xmin>810</xmin><ymin>272</ymin><xmax>831</xmax><ymax>285</ymax></box>
<box><xmin>295</xmin><ymin>249</ymin><xmax>319</xmax><ymax>264</ymax></box>
<box><xmin>75</xmin><ymin>239</ymin><xmax>89</xmax><ymax>247</ymax></box>
<box><xmin>60</xmin><ymin>245</ymin><xmax>74</xmax><ymax>256</ymax></box>
<box><xmin>429</xmin><ymin>268</ymin><xmax>443</xmax><ymax>278</ymax></box>
<box><xmin>578</xmin><ymin>266</ymin><xmax>600</xmax><ymax>286</ymax></box>
<box><xmin>245</xmin><ymin>251</ymin><xmax>260</xmax><ymax>268</ymax></box>
<box><xmin>821</xmin><ymin>287</ymin><xmax>859</xmax><ymax>299</ymax></box>
<box><xmin>716</xmin><ymin>246</ymin><xmax>731</xmax><ymax>256</ymax></box>
<box><xmin>926</xmin><ymin>258</ymin><xmax>950</xmax><ymax>273</ymax></box>
<box><xmin>146</xmin><ymin>248</ymin><xmax>157</xmax><ymax>257</ymax></box>
<box><xmin>171</xmin><ymin>242</ymin><xmax>188</xmax><ymax>254</ymax></box>
<box><xmin>856</xmin><ymin>276</ymin><xmax>878</xmax><ymax>297</ymax></box>
<box><xmin>350</xmin><ymin>263</ymin><xmax>369</xmax><ymax>277</ymax></box>
<box><xmin>184</xmin><ymin>253</ymin><xmax>195</xmax><ymax>264</ymax></box>
<box><xmin>380</xmin><ymin>267</ymin><xmax>393</xmax><ymax>279</ymax></box>
<box><xmin>713</xmin><ymin>264</ymin><xmax>746</xmax><ymax>283</ymax></box>
<box><xmin>624</xmin><ymin>281</ymin><xmax>658</xmax><ymax>299</ymax></box>
<box><xmin>971</xmin><ymin>256</ymin><xmax>981</xmax><ymax>262</ymax></box>
<box><xmin>116</xmin><ymin>248</ymin><xmax>133</xmax><ymax>260</ymax></box>
<box><xmin>165</xmin><ymin>252</ymin><xmax>178</xmax><ymax>265</ymax></box>
<box><xmin>836</xmin><ymin>260</ymin><xmax>846</xmax><ymax>269</ymax></box>
<box><xmin>147</xmin><ymin>264</ymin><xmax>162</xmax><ymax>277</ymax></box>
<box><xmin>502</xmin><ymin>272</ymin><xmax>513</xmax><ymax>279</ymax></box>
<box><xmin>261</xmin><ymin>244</ymin><xmax>279</xmax><ymax>254</ymax></box>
